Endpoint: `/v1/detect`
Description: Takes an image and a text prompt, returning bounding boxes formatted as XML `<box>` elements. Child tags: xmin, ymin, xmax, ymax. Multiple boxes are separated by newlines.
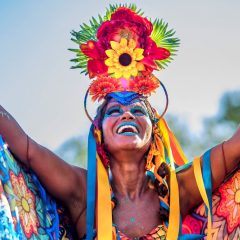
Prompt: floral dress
<box><xmin>0</xmin><ymin>136</ymin><xmax>239</xmax><ymax>239</ymax></box>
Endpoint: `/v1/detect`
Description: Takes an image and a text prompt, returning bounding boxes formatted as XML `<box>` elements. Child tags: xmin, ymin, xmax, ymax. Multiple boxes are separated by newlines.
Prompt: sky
<box><xmin>1</xmin><ymin>0</ymin><xmax>240</xmax><ymax>150</ymax></box>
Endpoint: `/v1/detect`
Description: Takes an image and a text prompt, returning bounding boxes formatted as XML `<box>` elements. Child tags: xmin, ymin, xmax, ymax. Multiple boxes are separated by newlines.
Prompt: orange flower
<box><xmin>128</xmin><ymin>75</ymin><xmax>160</xmax><ymax>95</ymax></box>
<box><xmin>89</xmin><ymin>77</ymin><xmax>123</xmax><ymax>101</ymax></box>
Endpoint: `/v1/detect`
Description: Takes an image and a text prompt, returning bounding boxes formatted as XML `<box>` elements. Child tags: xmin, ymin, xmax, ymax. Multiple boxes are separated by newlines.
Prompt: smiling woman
<box><xmin>102</xmin><ymin>99</ymin><xmax>152</xmax><ymax>151</ymax></box>
<box><xmin>0</xmin><ymin>3</ymin><xmax>240</xmax><ymax>240</ymax></box>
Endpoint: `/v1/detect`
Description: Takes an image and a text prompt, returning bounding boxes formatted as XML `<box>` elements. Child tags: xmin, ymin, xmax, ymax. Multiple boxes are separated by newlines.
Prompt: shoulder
<box><xmin>67</xmin><ymin>166</ymin><xmax>88</xmax><ymax>212</ymax></box>
<box><xmin>73</xmin><ymin>166</ymin><xmax>87</xmax><ymax>186</ymax></box>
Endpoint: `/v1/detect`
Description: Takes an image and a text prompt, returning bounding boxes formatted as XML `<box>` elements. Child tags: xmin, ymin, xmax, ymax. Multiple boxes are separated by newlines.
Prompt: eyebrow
<box><xmin>105</xmin><ymin>103</ymin><xmax>121</xmax><ymax>111</ymax></box>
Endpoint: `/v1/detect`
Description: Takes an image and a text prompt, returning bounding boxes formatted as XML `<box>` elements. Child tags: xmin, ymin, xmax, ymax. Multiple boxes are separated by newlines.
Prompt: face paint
<box><xmin>102</xmin><ymin>99</ymin><xmax>153</xmax><ymax>155</ymax></box>
<box><xmin>103</xmin><ymin>104</ymin><xmax>148</xmax><ymax>121</ymax></box>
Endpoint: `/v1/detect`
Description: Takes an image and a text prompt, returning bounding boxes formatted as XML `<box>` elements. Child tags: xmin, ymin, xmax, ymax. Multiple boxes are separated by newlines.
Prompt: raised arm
<box><xmin>0</xmin><ymin>105</ymin><xmax>86</xmax><ymax>209</ymax></box>
<box><xmin>178</xmin><ymin>127</ymin><xmax>240</xmax><ymax>217</ymax></box>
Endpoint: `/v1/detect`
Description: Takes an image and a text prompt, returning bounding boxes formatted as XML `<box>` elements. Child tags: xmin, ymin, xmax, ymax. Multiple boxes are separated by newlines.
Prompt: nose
<box><xmin>121</xmin><ymin>110</ymin><xmax>135</xmax><ymax>120</ymax></box>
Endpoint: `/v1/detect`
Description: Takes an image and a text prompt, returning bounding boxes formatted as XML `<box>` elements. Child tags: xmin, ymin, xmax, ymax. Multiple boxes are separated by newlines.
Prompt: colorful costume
<box><xmin>70</xmin><ymin>4</ymin><xmax>206</xmax><ymax>239</ymax></box>
<box><xmin>0</xmin><ymin>4</ymin><xmax>239</xmax><ymax>240</ymax></box>
<box><xmin>69</xmin><ymin>4</ymin><xmax>240</xmax><ymax>239</ymax></box>
<box><xmin>0</xmin><ymin>136</ymin><xmax>239</xmax><ymax>239</ymax></box>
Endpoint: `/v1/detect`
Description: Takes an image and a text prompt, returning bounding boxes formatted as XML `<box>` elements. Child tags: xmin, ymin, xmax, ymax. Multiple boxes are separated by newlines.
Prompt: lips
<box><xmin>116</xmin><ymin>122</ymin><xmax>139</xmax><ymax>135</ymax></box>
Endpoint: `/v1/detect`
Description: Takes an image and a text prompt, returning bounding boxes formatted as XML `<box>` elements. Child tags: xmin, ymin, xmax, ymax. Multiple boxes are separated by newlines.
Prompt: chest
<box><xmin>112</xmin><ymin>192</ymin><xmax>161</xmax><ymax>238</ymax></box>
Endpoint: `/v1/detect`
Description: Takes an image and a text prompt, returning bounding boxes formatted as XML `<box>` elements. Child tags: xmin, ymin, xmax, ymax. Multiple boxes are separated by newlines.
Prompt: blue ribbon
<box><xmin>177</xmin><ymin>150</ymin><xmax>212</xmax><ymax>239</ymax></box>
<box><xmin>86</xmin><ymin>125</ymin><xmax>97</xmax><ymax>240</ymax></box>
<box><xmin>178</xmin><ymin>234</ymin><xmax>205</xmax><ymax>239</ymax></box>
<box><xmin>160</xmin><ymin>200</ymin><xmax>169</xmax><ymax>211</ymax></box>
<box><xmin>202</xmin><ymin>149</ymin><xmax>212</xmax><ymax>220</ymax></box>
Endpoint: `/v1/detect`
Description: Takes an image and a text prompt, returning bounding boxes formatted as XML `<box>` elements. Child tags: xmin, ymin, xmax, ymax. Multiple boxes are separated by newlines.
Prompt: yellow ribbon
<box><xmin>158</xmin><ymin>119</ymin><xmax>175</xmax><ymax>170</ymax></box>
<box><xmin>97</xmin><ymin>154</ymin><xmax>112</xmax><ymax>240</ymax></box>
<box><xmin>161</xmin><ymin>118</ymin><xmax>188</xmax><ymax>165</ymax></box>
<box><xmin>166</xmin><ymin>169</ymin><xmax>180</xmax><ymax>240</ymax></box>
<box><xmin>193</xmin><ymin>157</ymin><xmax>212</xmax><ymax>240</ymax></box>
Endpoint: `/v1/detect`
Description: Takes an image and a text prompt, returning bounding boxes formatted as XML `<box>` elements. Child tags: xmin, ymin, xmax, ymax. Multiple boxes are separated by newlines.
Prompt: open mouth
<box><xmin>116</xmin><ymin>122</ymin><xmax>139</xmax><ymax>136</ymax></box>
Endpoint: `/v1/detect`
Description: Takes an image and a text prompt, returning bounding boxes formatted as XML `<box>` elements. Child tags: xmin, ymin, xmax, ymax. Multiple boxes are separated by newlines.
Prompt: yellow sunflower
<box><xmin>105</xmin><ymin>38</ymin><xmax>145</xmax><ymax>79</ymax></box>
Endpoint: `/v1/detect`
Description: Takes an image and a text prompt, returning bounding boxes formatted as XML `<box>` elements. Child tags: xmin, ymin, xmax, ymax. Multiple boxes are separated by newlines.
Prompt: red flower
<box><xmin>87</xmin><ymin>59</ymin><xmax>108</xmax><ymax>79</ymax></box>
<box><xmin>80</xmin><ymin>40</ymin><xmax>107</xmax><ymax>78</ymax></box>
<box><xmin>128</xmin><ymin>75</ymin><xmax>160</xmax><ymax>95</ymax></box>
<box><xmin>142</xmin><ymin>38</ymin><xmax>170</xmax><ymax>71</ymax></box>
<box><xmin>80</xmin><ymin>7</ymin><xmax>170</xmax><ymax>78</ymax></box>
<box><xmin>89</xmin><ymin>76</ymin><xmax>123</xmax><ymax>101</ymax></box>
<box><xmin>80</xmin><ymin>40</ymin><xmax>105</xmax><ymax>59</ymax></box>
<box><xmin>111</xmin><ymin>7</ymin><xmax>152</xmax><ymax>34</ymax></box>
<box><xmin>97</xmin><ymin>7</ymin><xmax>152</xmax><ymax>49</ymax></box>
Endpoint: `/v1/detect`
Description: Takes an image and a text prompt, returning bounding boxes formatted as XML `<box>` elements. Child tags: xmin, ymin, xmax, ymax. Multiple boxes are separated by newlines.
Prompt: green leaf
<box><xmin>151</xmin><ymin>18</ymin><xmax>180</xmax><ymax>68</ymax></box>
<box><xmin>68</xmin><ymin>48</ymin><xmax>80</xmax><ymax>53</ymax></box>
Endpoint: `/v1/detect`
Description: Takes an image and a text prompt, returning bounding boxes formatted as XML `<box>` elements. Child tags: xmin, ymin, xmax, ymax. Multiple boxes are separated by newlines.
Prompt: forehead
<box><xmin>106</xmin><ymin>99</ymin><xmax>147</xmax><ymax>110</ymax></box>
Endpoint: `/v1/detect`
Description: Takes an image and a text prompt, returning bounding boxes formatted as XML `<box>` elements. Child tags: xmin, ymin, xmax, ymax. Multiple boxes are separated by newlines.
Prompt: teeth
<box><xmin>117</xmin><ymin>125</ymin><xmax>138</xmax><ymax>134</ymax></box>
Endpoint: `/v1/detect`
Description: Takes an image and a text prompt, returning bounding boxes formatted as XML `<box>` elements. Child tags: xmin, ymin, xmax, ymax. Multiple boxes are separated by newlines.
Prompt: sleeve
<box><xmin>182</xmin><ymin>163</ymin><xmax>240</xmax><ymax>239</ymax></box>
<box><xmin>0</xmin><ymin>135</ymin><xmax>78</xmax><ymax>240</ymax></box>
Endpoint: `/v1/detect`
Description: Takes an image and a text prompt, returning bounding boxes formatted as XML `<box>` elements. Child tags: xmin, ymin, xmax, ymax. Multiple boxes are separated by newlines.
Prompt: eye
<box><xmin>131</xmin><ymin>107</ymin><xmax>147</xmax><ymax>116</ymax></box>
<box><xmin>105</xmin><ymin>107</ymin><xmax>123</xmax><ymax>116</ymax></box>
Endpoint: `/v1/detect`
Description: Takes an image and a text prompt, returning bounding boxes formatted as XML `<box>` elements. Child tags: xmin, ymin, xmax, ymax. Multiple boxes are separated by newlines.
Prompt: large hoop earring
<box><xmin>158</xmin><ymin>81</ymin><xmax>169</xmax><ymax>119</ymax></box>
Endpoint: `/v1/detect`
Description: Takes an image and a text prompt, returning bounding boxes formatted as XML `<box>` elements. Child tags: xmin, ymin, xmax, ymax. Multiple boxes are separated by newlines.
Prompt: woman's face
<box><xmin>102</xmin><ymin>100</ymin><xmax>153</xmax><ymax>155</ymax></box>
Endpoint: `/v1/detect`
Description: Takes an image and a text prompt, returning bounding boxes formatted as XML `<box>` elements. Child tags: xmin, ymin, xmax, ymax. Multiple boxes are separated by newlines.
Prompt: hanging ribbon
<box><xmin>166</xmin><ymin>169</ymin><xmax>180</xmax><ymax>240</ymax></box>
<box><xmin>96</xmin><ymin>155</ymin><xmax>112</xmax><ymax>239</ymax></box>
<box><xmin>86</xmin><ymin>125</ymin><xmax>97</xmax><ymax>240</ymax></box>
<box><xmin>202</xmin><ymin>150</ymin><xmax>212</xmax><ymax>220</ymax></box>
<box><xmin>161</xmin><ymin>119</ymin><xmax>188</xmax><ymax>166</ymax></box>
<box><xmin>193</xmin><ymin>156</ymin><xmax>212</xmax><ymax>240</ymax></box>
<box><xmin>157</xmin><ymin>119</ymin><xmax>175</xmax><ymax>170</ymax></box>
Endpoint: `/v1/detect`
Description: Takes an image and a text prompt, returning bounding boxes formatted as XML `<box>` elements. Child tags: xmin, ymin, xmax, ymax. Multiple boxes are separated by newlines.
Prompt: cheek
<box><xmin>142</xmin><ymin>118</ymin><xmax>153</xmax><ymax>139</ymax></box>
<box><xmin>102</xmin><ymin>118</ymin><xmax>113</xmax><ymax>143</ymax></box>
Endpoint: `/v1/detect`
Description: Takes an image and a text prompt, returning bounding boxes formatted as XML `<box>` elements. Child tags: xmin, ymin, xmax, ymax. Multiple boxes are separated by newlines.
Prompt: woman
<box><xmin>1</xmin><ymin>95</ymin><xmax>240</xmax><ymax>239</ymax></box>
<box><xmin>0</xmin><ymin>5</ymin><xmax>239</xmax><ymax>239</ymax></box>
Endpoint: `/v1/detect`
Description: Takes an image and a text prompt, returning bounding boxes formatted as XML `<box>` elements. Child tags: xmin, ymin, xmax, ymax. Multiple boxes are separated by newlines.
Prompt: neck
<box><xmin>110</xmin><ymin>151</ymin><xmax>148</xmax><ymax>200</ymax></box>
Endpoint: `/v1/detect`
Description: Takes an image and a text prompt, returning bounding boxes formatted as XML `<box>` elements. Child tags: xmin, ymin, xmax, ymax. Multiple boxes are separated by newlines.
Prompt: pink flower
<box><xmin>216</xmin><ymin>172</ymin><xmax>240</xmax><ymax>233</ymax></box>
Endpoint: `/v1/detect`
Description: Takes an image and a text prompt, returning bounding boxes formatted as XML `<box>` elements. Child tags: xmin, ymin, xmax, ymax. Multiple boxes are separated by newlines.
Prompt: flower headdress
<box><xmin>70</xmin><ymin>4</ymin><xmax>179</xmax><ymax>102</ymax></box>
<box><xmin>70</xmin><ymin>4</ymin><xmax>212</xmax><ymax>240</ymax></box>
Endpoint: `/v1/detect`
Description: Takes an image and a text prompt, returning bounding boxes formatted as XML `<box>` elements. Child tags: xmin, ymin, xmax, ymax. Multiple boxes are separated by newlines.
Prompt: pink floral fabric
<box><xmin>182</xmin><ymin>168</ymin><xmax>240</xmax><ymax>239</ymax></box>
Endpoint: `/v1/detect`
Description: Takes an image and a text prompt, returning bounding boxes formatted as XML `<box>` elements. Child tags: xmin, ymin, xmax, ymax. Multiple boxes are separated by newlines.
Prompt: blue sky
<box><xmin>1</xmin><ymin>0</ymin><xmax>240</xmax><ymax>149</ymax></box>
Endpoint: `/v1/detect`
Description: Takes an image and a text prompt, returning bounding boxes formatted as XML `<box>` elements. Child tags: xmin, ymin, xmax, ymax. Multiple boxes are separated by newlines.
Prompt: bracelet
<box><xmin>221</xmin><ymin>141</ymin><xmax>227</xmax><ymax>177</ymax></box>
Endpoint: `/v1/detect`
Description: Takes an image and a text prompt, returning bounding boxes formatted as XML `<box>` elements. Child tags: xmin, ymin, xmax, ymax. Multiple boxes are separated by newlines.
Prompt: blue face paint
<box><xmin>116</xmin><ymin>122</ymin><xmax>139</xmax><ymax>136</ymax></box>
<box><xmin>104</xmin><ymin>105</ymin><xmax>148</xmax><ymax>120</ymax></box>
<box><xmin>119</xmin><ymin>132</ymin><xmax>138</xmax><ymax>136</ymax></box>
<box><xmin>104</xmin><ymin>107</ymin><xmax>123</xmax><ymax>118</ymax></box>
<box><xmin>130</xmin><ymin>106</ymin><xmax>148</xmax><ymax>116</ymax></box>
